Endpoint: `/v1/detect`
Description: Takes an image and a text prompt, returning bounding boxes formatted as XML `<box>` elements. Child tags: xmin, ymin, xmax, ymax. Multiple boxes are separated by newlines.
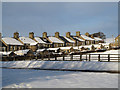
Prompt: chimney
<box><xmin>85</xmin><ymin>32</ymin><xmax>89</xmax><ymax>37</ymax></box>
<box><xmin>55</xmin><ymin>32</ymin><xmax>59</xmax><ymax>38</ymax></box>
<box><xmin>14</xmin><ymin>32</ymin><xmax>19</xmax><ymax>39</ymax></box>
<box><xmin>66</xmin><ymin>32</ymin><xmax>71</xmax><ymax>38</ymax></box>
<box><xmin>91</xmin><ymin>34</ymin><xmax>94</xmax><ymax>39</ymax></box>
<box><xmin>76</xmin><ymin>31</ymin><xmax>80</xmax><ymax>36</ymax></box>
<box><xmin>29</xmin><ymin>32</ymin><xmax>34</xmax><ymax>39</ymax></box>
<box><xmin>43</xmin><ymin>32</ymin><xmax>47</xmax><ymax>38</ymax></box>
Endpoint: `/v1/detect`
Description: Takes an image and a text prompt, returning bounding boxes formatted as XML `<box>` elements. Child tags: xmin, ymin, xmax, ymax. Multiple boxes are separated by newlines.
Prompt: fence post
<box><xmin>108</xmin><ymin>54</ymin><xmax>110</xmax><ymax>62</ymax></box>
<box><xmin>98</xmin><ymin>54</ymin><xmax>100</xmax><ymax>62</ymax></box>
<box><xmin>63</xmin><ymin>54</ymin><xmax>65</xmax><ymax>61</ymax></box>
<box><xmin>86</xmin><ymin>55</ymin><xmax>87</xmax><ymax>61</ymax></box>
<box><xmin>71</xmin><ymin>54</ymin><xmax>73</xmax><ymax>60</ymax></box>
<box><xmin>55</xmin><ymin>55</ymin><xmax>57</xmax><ymax>60</ymax></box>
<box><xmin>89</xmin><ymin>54</ymin><xmax>91</xmax><ymax>61</ymax></box>
<box><xmin>41</xmin><ymin>54</ymin><xmax>44</xmax><ymax>60</ymax></box>
<box><xmin>80</xmin><ymin>54</ymin><xmax>82</xmax><ymax>61</ymax></box>
<box><xmin>48</xmin><ymin>54</ymin><xmax>50</xmax><ymax>60</ymax></box>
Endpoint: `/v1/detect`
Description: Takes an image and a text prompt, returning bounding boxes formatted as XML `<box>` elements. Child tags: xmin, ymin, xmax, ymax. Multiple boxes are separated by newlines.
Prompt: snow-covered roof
<box><xmin>48</xmin><ymin>37</ymin><xmax>64</xmax><ymax>43</ymax></box>
<box><xmin>47</xmin><ymin>48</ymin><xmax>60</xmax><ymax>51</ymax></box>
<box><xmin>0</xmin><ymin>51</ymin><xmax>15</xmax><ymax>56</ymax></box>
<box><xmin>60</xmin><ymin>47</ymin><xmax>71</xmax><ymax>50</ymax></box>
<box><xmin>14</xmin><ymin>49</ymin><xmax>30</xmax><ymax>56</ymax></box>
<box><xmin>63</xmin><ymin>37</ymin><xmax>75</xmax><ymax>43</ymax></box>
<box><xmin>37</xmin><ymin>49</ymin><xmax>46</xmax><ymax>52</ymax></box>
<box><xmin>81</xmin><ymin>35</ymin><xmax>94</xmax><ymax>41</ymax></box>
<box><xmin>2</xmin><ymin>37</ymin><xmax>23</xmax><ymax>45</ymax></box>
<box><xmin>34</xmin><ymin>37</ymin><xmax>46</xmax><ymax>44</ymax></box>
<box><xmin>74</xmin><ymin>37</ymin><xmax>85</xmax><ymax>42</ymax></box>
<box><xmin>19</xmin><ymin>37</ymin><xmax>38</xmax><ymax>45</ymax></box>
<box><xmin>94</xmin><ymin>37</ymin><xmax>103</xmax><ymax>41</ymax></box>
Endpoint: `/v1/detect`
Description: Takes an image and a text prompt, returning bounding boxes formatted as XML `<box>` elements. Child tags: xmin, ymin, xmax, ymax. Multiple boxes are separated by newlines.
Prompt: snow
<box><xmin>14</xmin><ymin>49</ymin><xmax>30</xmax><ymax>56</ymax></box>
<box><xmin>19</xmin><ymin>37</ymin><xmax>38</xmax><ymax>45</ymax></box>
<box><xmin>2</xmin><ymin>69</ymin><xmax>118</xmax><ymax>88</ymax></box>
<box><xmin>34</xmin><ymin>37</ymin><xmax>46</xmax><ymax>44</ymax></box>
<box><xmin>74</xmin><ymin>37</ymin><xmax>85</xmax><ymax>41</ymax></box>
<box><xmin>47</xmin><ymin>48</ymin><xmax>60</xmax><ymax>52</ymax></box>
<box><xmin>94</xmin><ymin>37</ymin><xmax>103</xmax><ymax>41</ymax></box>
<box><xmin>1</xmin><ymin>61</ymin><xmax>119</xmax><ymax>72</ymax></box>
<box><xmin>63</xmin><ymin>37</ymin><xmax>75</xmax><ymax>43</ymax></box>
<box><xmin>81</xmin><ymin>35</ymin><xmax>95</xmax><ymax>41</ymax></box>
<box><xmin>36</xmin><ymin>49</ymin><xmax>46</xmax><ymax>52</ymax></box>
<box><xmin>2</xmin><ymin>37</ymin><xmax>23</xmax><ymax>45</ymax></box>
<box><xmin>48</xmin><ymin>36</ymin><xmax>64</xmax><ymax>43</ymax></box>
<box><xmin>0</xmin><ymin>51</ymin><xmax>14</xmax><ymax>56</ymax></box>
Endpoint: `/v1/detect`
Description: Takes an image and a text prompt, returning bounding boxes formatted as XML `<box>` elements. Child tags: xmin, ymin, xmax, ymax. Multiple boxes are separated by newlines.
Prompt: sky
<box><xmin>2</xmin><ymin>2</ymin><xmax>118</xmax><ymax>38</ymax></box>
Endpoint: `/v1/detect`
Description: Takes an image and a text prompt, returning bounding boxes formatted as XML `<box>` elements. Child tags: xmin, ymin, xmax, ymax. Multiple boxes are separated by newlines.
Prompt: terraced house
<box><xmin>29</xmin><ymin>32</ymin><xmax>52</xmax><ymax>49</ymax></box>
<box><xmin>54</xmin><ymin>32</ymin><xmax>75</xmax><ymax>47</ymax></box>
<box><xmin>13</xmin><ymin>32</ymin><xmax>38</xmax><ymax>52</ymax></box>
<box><xmin>0</xmin><ymin>36</ymin><xmax>24</xmax><ymax>51</ymax></box>
<box><xmin>42</xmin><ymin>32</ymin><xmax>64</xmax><ymax>48</ymax></box>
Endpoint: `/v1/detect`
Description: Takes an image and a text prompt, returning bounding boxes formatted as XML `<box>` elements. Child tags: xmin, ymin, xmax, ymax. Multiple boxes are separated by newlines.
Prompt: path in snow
<box><xmin>2</xmin><ymin>69</ymin><xmax>118</xmax><ymax>88</ymax></box>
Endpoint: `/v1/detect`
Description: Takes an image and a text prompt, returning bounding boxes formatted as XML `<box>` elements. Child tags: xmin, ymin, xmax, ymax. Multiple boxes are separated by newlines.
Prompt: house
<box><xmin>60</xmin><ymin>46</ymin><xmax>79</xmax><ymax>54</ymax></box>
<box><xmin>13</xmin><ymin>32</ymin><xmax>38</xmax><ymax>52</ymax></box>
<box><xmin>54</xmin><ymin>32</ymin><xmax>75</xmax><ymax>47</ymax></box>
<box><xmin>115</xmin><ymin>35</ymin><xmax>120</xmax><ymax>47</ymax></box>
<box><xmin>91</xmin><ymin>32</ymin><xmax>106</xmax><ymax>39</ymax></box>
<box><xmin>1</xmin><ymin>37</ymin><xmax>24</xmax><ymax>52</ymax></box>
<box><xmin>19</xmin><ymin>37</ymin><xmax>38</xmax><ymax>52</ymax></box>
<box><xmin>29</xmin><ymin>32</ymin><xmax>52</xmax><ymax>49</ymax></box>
<box><xmin>65</xmin><ymin>32</ymin><xmax>85</xmax><ymax>46</ymax></box>
<box><xmin>75</xmin><ymin>31</ymin><xmax>95</xmax><ymax>45</ymax></box>
<box><xmin>42</xmin><ymin>32</ymin><xmax>64</xmax><ymax>48</ymax></box>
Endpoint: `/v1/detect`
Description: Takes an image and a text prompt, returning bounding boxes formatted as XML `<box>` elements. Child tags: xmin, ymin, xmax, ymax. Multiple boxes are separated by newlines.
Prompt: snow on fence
<box><xmin>2</xmin><ymin>53</ymin><xmax>120</xmax><ymax>62</ymax></box>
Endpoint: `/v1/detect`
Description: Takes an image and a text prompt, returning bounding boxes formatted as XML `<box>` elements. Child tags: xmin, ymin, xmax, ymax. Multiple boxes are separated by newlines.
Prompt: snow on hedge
<box><xmin>1</xmin><ymin>61</ymin><xmax>119</xmax><ymax>71</ymax></box>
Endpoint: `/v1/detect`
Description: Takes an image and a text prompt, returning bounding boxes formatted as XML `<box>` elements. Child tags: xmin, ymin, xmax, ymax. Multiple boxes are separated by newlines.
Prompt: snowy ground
<box><xmin>2</xmin><ymin>69</ymin><xmax>118</xmax><ymax>88</ymax></box>
<box><xmin>2</xmin><ymin>49</ymin><xmax>119</xmax><ymax>88</ymax></box>
<box><xmin>1</xmin><ymin>61</ymin><xmax>119</xmax><ymax>72</ymax></box>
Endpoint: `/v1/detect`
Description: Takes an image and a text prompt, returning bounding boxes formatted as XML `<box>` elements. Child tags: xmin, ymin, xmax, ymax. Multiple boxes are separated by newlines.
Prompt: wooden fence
<box><xmin>1</xmin><ymin>54</ymin><xmax>120</xmax><ymax>62</ymax></box>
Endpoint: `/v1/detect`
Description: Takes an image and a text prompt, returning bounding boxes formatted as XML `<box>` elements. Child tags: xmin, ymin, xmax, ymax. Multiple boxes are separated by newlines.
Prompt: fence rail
<box><xmin>1</xmin><ymin>53</ymin><xmax>120</xmax><ymax>62</ymax></box>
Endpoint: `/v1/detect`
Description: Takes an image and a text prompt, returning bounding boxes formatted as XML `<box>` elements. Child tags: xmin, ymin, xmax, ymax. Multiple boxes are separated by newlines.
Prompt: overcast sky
<box><xmin>2</xmin><ymin>2</ymin><xmax>118</xmax><ymax>38</ymax></box>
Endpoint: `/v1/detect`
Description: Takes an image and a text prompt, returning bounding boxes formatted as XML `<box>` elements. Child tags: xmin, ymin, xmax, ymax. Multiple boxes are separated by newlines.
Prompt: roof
<box><xmin>40</xmin><ymin>37</ymin><xmax>51</xmax><ymax>44</ymax></box>
<box><xmin>34</xmin><ymin>37</ymin><xmax>46</xmax><ymax>44</ymax></box>
<box><xmin>94</xmin><ymin>37</ymin><xmax>103</xmax><ymax>41</ymax></box>
<box><xmin>48</xmin><ymin>36</ymin><xmax>64</xmax><ymax>43</ymax></box>
<box><xmin>81</xmin><ymin>35</ymin><xmax>94</xmax><ymax>41</ymax></box>
<box><xmin>19</xmin><ymin>37</ymin><xmax>38</xmax><ymax>45</ymax></box>
<box><xmin>14</xmin><ymin>49</ymin><xmax>30</xmax><ymax>56</ymax></box>
<box><xmin>37</xmin><ymin>49</ymin><xmax>46</xmax><ymax>52</ymax></box>
<box><xmin>2</xmin><ymin>37</ymin><xmax>23</xmax><ymax>45</ymax></box>
<box><xmin>63</xmin><ymin>37</ymin><xmax>75</xmax><ymax>43</ymax></box>
<box><xmin>59</xmin><ymin>36</ymin><xmax>70</xmax><ymax>43</ymax></box>
<box><xmin>74</xmin><ymin>37</ymin><xmax>85</xmax><ymax>42</ymax></box>
<box><xmin>0</xmin><ymin>51</ymin><xmax>15</xmax><ymax>56</ymax></box>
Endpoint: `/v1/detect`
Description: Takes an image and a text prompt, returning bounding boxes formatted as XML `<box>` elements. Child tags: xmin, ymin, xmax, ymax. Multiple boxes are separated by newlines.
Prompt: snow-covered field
<box><xmin>2</xmin><ymin>69</ymin><xmax>118</xmax><ymax>88</ymax></box>
<box><xmin>1</xmin><ymin>61</ymin><xmax>119</xmax><ymax>72</ymax></box>
<box><xmin>1</xmin><ymin>49</ymin><xmax>119</xmax><ymax>88</ymax></box>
